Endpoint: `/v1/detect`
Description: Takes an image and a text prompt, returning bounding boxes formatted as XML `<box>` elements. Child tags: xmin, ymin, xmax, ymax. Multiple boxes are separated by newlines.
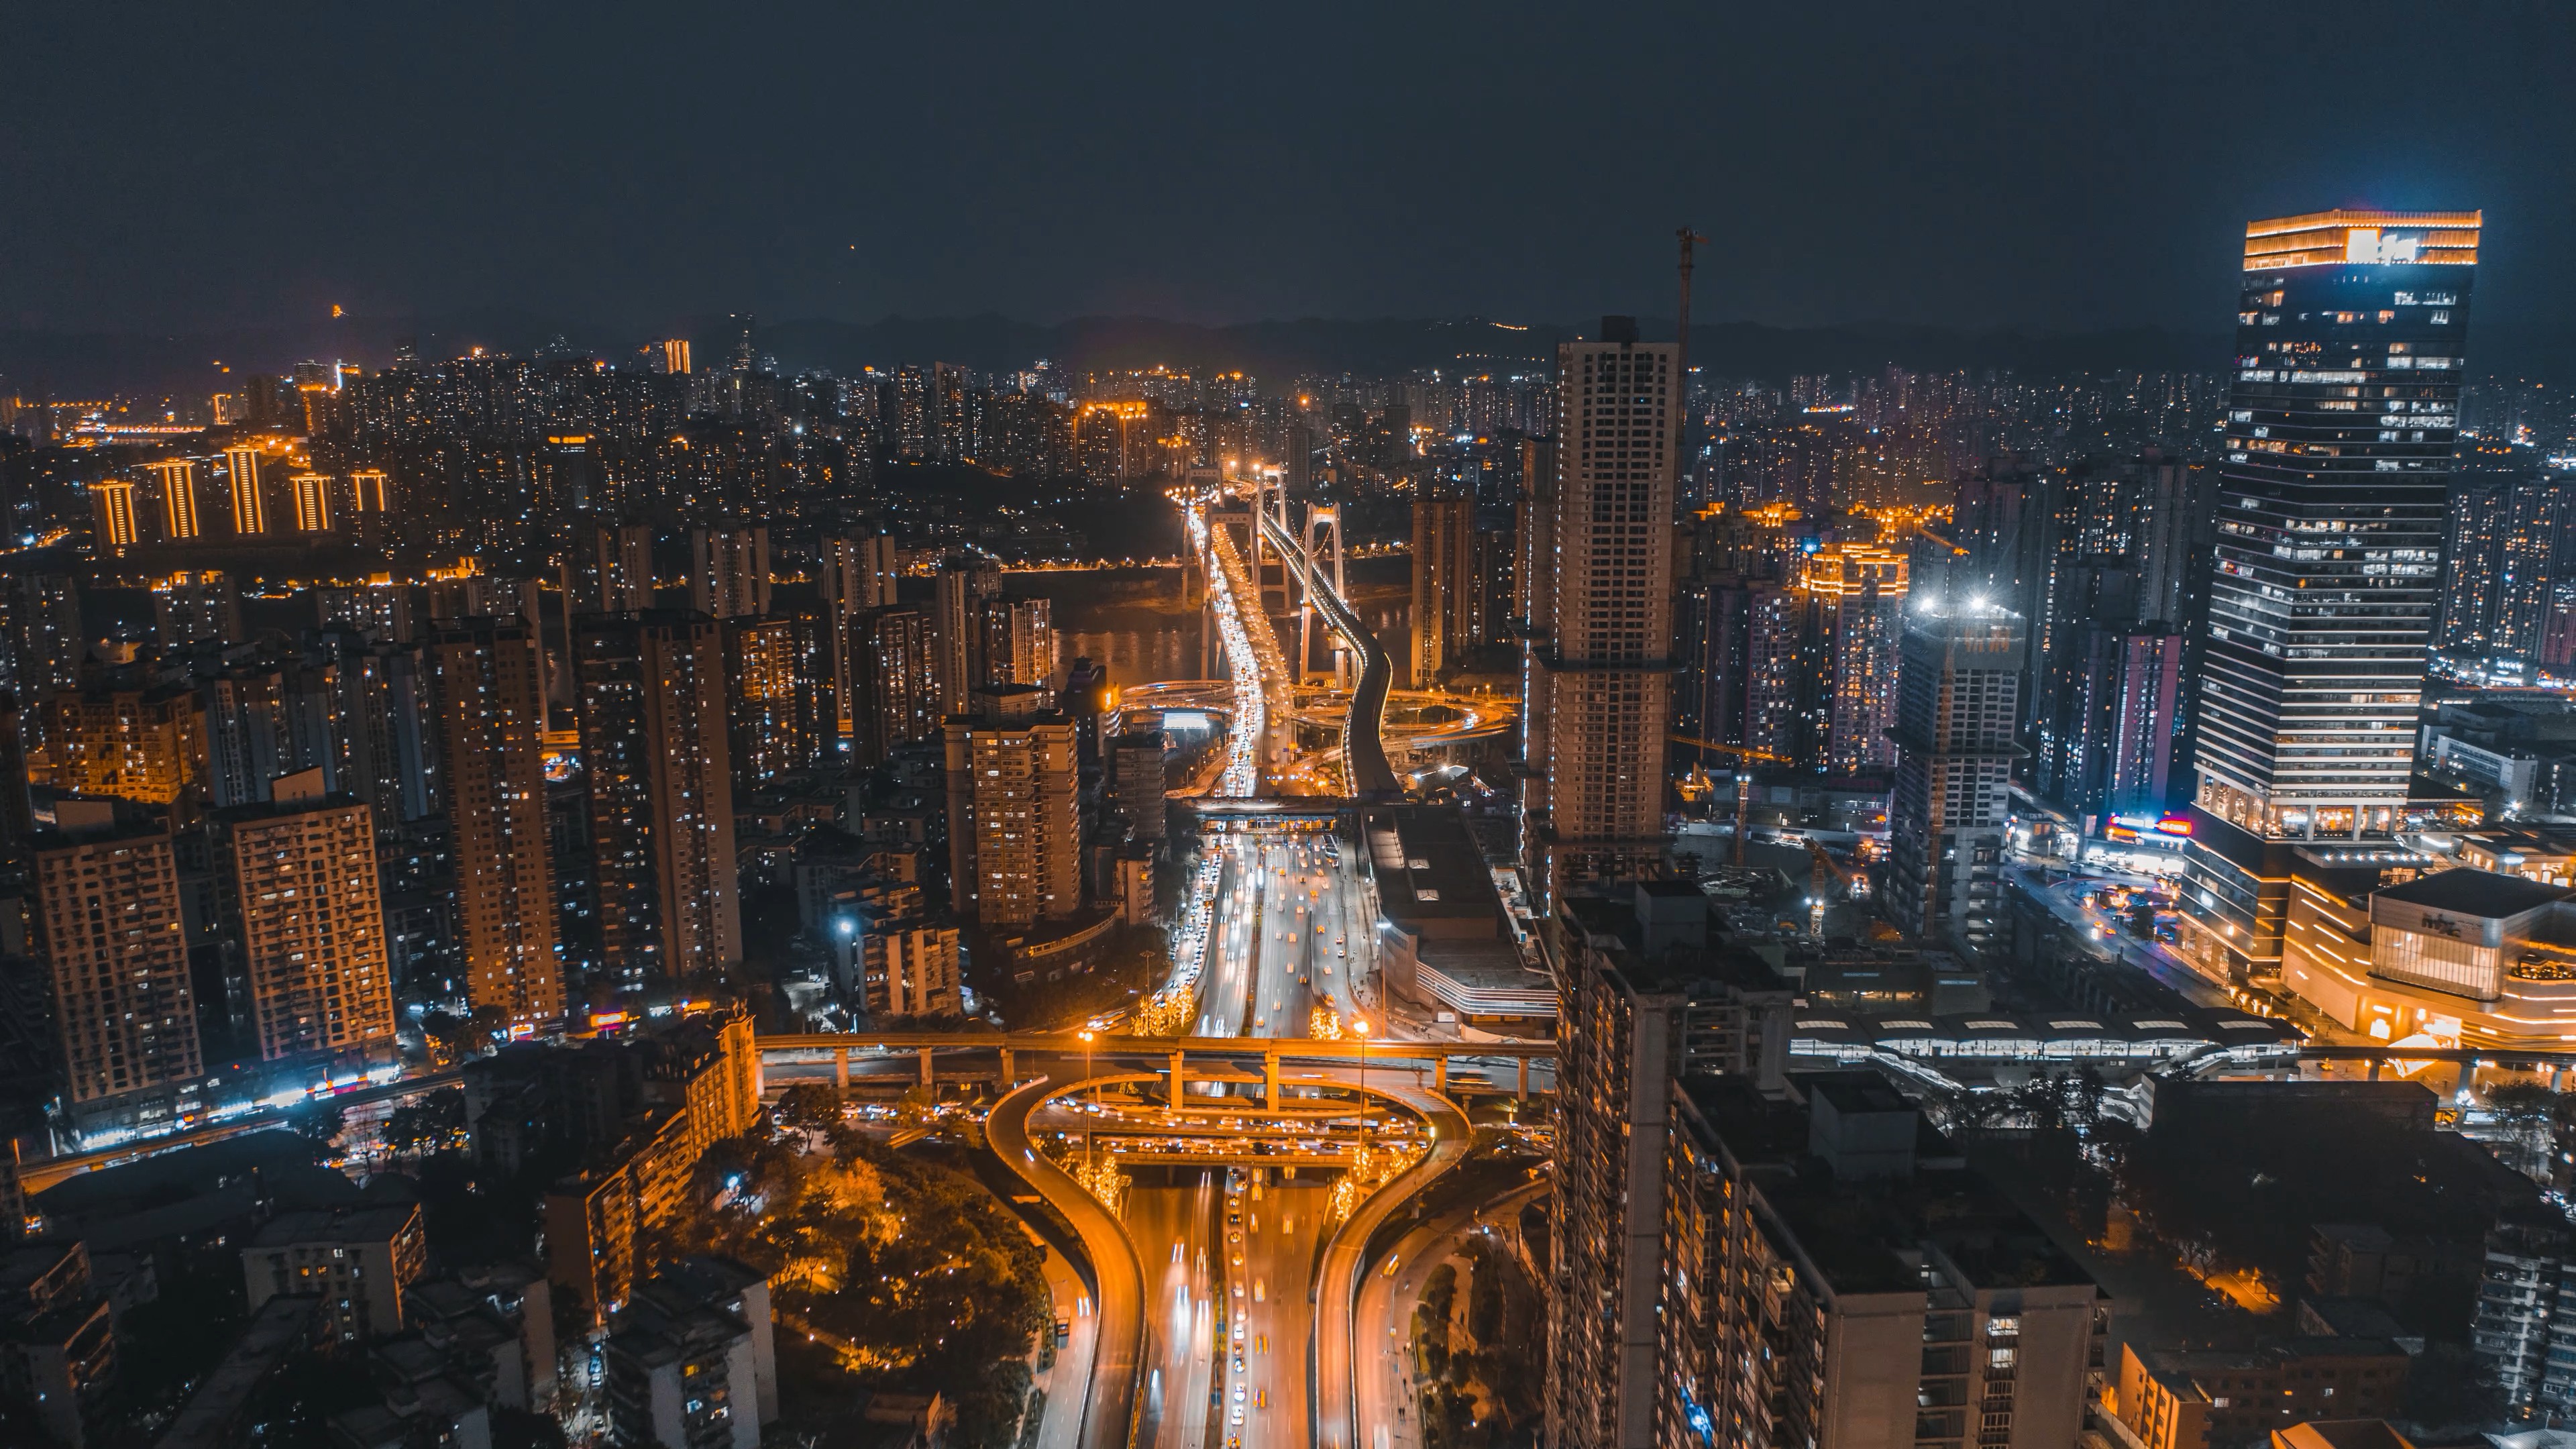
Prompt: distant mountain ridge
<box><xmin>2</xmin><ymin>311</ymin><xmax>2559</xmax><ymax>398</ymax></box>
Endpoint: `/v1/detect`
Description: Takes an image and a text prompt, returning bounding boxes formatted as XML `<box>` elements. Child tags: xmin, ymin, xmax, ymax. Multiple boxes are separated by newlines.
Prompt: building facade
<box><xmin>2181</xmin><ymin>208</ymin><xmax>2480</xmax><ymax>982</ymax></box>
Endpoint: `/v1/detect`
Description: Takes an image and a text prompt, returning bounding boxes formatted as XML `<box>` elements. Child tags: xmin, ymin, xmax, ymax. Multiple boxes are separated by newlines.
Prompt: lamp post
<box><xmin>1078</xmin><ymin>1029</ymin><xmax>1097</xmax><ymax>1176</ymax></box>
<box><xmin>1351</xmin><ymin>1018</ymin><xmax>1370</xmax><ymax>1166</ymax></box>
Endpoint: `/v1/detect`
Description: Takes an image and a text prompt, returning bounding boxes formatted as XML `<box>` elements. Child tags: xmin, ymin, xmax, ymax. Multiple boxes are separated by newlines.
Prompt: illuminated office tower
<box><xmin>1410</xmin><ymin>494</ymin><xmax>1484</xmax><ymax>685</ymax></box>
<box><xmin>290</xmin><ymin>472</ymin><xmax>333</xmax><ymax>533</ymax></box>
<box><xmin>91</xmin><ymin>478</ymin><xmax>140</xmax><ymax>555</ymax></box>
<box><xmin>223</xmin><ymin>445</ymin><xmax>266</xmax><ymax>535</ymax></box>
<box><xmin>427</xmin><ymin>623</ymin><xmax>561</xmax><ymax>1026</ymax></box>
<box><xmin>34</xmin><ymin>816</ymin><xmax>202</xmax><ymax>1142</ymax></box>
<box><xmin>1794</xmin><ymin>542</ymin><xmax>1909</xmax><ymax>775</ymax></box>
<box><xmin>661</xmin><ymin>339</ymin><xmax>692</xmax><ymax>376</ymax></box>
<box><xmin>2181</xmin><ymin>209</ymin><xmax>2480</xmax><ymax>983</ymax></box>
<box><xmin>153</xmin><ymin>570</ymin><xmax>246</xmax><ymax>646</ymax></box>
<box><xmin>942</xmin><ymin>712</ymin><xmax>1080</xmax><ymax>927</ymax></box>
<box><xmin>576</xmin><ymin>522</ymin><xmax>655</xmax><ymax>612</ymax></box>
<box><xmin>148</xmin><ymin>458</ymin><xmax>202</xmax><ymax>539</ymax></box>
<box><xmin>688</xmin><ymin>526</ymin><xmax>771</xmax><ymax>619</ymax></box>
<box><xmin>578</xmin><ymin>612</ymin><xmax>741</xmax><ymax>987</ymax></box>
<box><xmin>977</xmin><ymin>596</ymin><xmax>1057</xmax><ymax>688</ymax></box>
<box><xmin>845</xmin><ymin>607</ymin><xmax>938</xmax><ymax>766</ymax></box>
<box><xmin>1521</xmin><ymin>319</ymin><xmax>1676</xmax><ymax>910</ymax></box>
<box><xmin>1886</xmin><ymin>602</ymin><xmax>2026</xmax><ymax>954</ymax></box>
<box><xmin>212</xmin><ymin>771</ymin><xmax>396</xmax><ymax>1065</ymax></box>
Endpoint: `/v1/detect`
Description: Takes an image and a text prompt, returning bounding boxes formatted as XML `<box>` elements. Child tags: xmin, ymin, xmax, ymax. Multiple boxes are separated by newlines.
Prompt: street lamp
<box><xmin>1078</xmin><ymin>1029</ymin><xmax>1097</xmax><ymax>1175</ymax></box>
<box><xmin>1351</xmin><ymin>1018</ymin><xmax>1370</xmax><ymax>1163</ymax></box>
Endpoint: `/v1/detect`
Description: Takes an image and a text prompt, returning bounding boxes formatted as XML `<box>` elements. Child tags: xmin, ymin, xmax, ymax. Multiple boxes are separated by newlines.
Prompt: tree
<box><xmin>284</xmin><ymin>1099</ymin><xmax>346</xmax><ymax>1156</ymax></box>
<box><xmin>777</xmin><ymin>1083</ymin><xmax>845</xmax><ymax>1131</ymax></box>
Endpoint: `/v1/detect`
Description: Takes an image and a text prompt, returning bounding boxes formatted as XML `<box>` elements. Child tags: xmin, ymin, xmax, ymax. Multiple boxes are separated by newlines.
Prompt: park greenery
<box><xmin>676</xmin><ymin>1094</ymin><xmax>1052</xmax><ymax>1449</ymax></box>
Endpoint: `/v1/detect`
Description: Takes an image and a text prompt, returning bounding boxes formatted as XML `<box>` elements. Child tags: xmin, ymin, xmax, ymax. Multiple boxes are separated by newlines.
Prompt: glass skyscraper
<box><xmin>2180</xmin><ymin>208</ymin><xmax>2482</xmax><ymax>981</ymax></box>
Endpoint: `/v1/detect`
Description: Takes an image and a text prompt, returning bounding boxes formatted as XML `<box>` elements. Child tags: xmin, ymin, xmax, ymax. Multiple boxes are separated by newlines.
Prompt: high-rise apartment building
<box><xmin>1886</xmin><ymin>603</ymin><xmax>2027</xmax><ymax>955</ymax></box>
<box><xmin>1522</xmin><ymin>319</ymin><xmax>1676</xmax><ymax>912</ymax></box>
<box><xmin>2434</xmin><ymin>463</ymin><xmax>2575</xmax><ymax>672</ymax></box>
<box><xmin>1794</xmin><ymin>542</ymin><xmax>1909</xmax><ymax>775</ymax></box>
<box><xmin>289</xmin><ymin>472</ymin><xmax>333</xmax><ymax>533</ymax></box>
<box><xmin>1659</xmin><ymin>1074</ymin><xmax>2103</xmax><ymax>1449</ymax></box>
<box><xmin>7</xmin><ymin>573</ymin><xmax>83</xmax><ymax>695</ymax></box>
<box><xmin>1410</xmin><ymin>494</ymin><xmax>1485</xmax><ymax>685</ymax></box>
<box><xmin>1546</xmin><ymin>883</ymin><xmax>1803</xmax><ymax>1449</ymax></box>
<box><xmin>34</xmin><ymin>818</ymin><xmax>202</xmax><ymax>1142</ymax></box>
<box><xmin>721</xmin><ymin>613</ymin><xmax>834</xmax><ymax>788</ymax></box>
<box><xmin>153</xmin><ymin>570</ymin><xmax>245</xmax><ymax>646</ymax></box>
<box><xmin>932</xmin><ymin>555</ymin><xmax>1001</xmax><ymax>714</ymax></box>
<box><xmin>42</xmin><ymin>686</ymin><xmax>205</xmax><ymax>809</ymax></box>
<box><xmin>942</xmin><ymin>712</ymin><xmax>1080</xmax><ymax>928</ymax></box>
<box><xmin>977</xmin><ymin>596</ymin><xmax>1057</xmax><ymax>689</ymax></box>
<box><xmin>92</xmin><ymin>478</ymin><xmax>140</xmax><ymax>554</ymax></box>
<box><xmin>2181</xmin><ymin>209</ymin><xmax>2479</xmax><ymax>983</ymax></box>
<box><xmin>578</xmin><ymin>612</ymin><xmax>741</xmax><ymax>986</ymax></box>
<box><xmin>843</xmin><ymin>606</ymin><xmax>939</xmax><ymax>767</ymax></box>
<box><xmin>427</xmin><ymin>623</ymin><xmax>561</xmax><ymax>1026</ymax></box>
<box><xmin>689</xmin><ymin>527</ymin><xmax>771</xmax><ymax>619</ymax></box>
<box><xmin>576</xmin><ymin>522</ymin><xmax>656</xmax><ymax>612</ymax></box>
<box><xmin>147</xmin><ymin>458</ymin><xmax>202</xmax><ymax>539</ymax></box>
<box><xmin>822</xmin><ymin>533</ymin><xmax>902</xmax><ymax>612</ymax></box>
<box><xmin>223</xmin><ymin>445</ymin><xmax>266</xmax><ymax>535</ymax></box>
<box><xmin>211</xmin><ymin>772</ymin><xmax>397</xmax><ymax>1066</ymax></box>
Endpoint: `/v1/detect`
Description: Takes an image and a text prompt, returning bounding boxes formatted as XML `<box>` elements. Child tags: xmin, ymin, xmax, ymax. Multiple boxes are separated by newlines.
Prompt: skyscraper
<box><xmin>2180</xmin><ymin>208</ymin><xmax>2480</xmax><ymax>983</ymax></box>
<box><xmin>1409</xmin><ymin>494</ymin><xmax>1484</xmax><ymax>686</ymax></box>
<box><xmin>1886</xmin><ymin>602</ymin><xmax>2027</xmax><ymax>955</ymax></box>
<box><xmin>578</xmin><ymin>612</ymin><xmax>741</xmax><ymax>987</ymax></box>
<box><xmin>34</xmin><ymin>815</ymin><xmax>202</xmax><ymax>1142</ymax></box>
<box><xmin>427</xmin><ymin>623</ymin><xmax>561</xmax><ymax>1026</ymax></box>
<box><xmin>1522</xmin><ymin>319</ymin><xmax>1676</xmax><ymax>914</ymax></box>
<box><xmin>211</xmin><ymin>771</ymin><xmax>396</xmax><ymax>1067</ymax></box>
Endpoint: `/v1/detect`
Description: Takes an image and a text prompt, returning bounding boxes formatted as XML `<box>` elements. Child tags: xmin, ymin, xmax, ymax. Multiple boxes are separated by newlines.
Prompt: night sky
<box><xmin>5</xmin><ymin>2</ymin><xmax>2569</xmax><ymax>342</ymax></box>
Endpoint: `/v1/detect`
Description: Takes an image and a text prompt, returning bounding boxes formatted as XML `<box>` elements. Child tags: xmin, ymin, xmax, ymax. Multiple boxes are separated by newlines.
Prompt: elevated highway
<box><xmin>1254</xmin><ymin>511</ymin><xmax>1397</xmax><ymax>796</ymax></box>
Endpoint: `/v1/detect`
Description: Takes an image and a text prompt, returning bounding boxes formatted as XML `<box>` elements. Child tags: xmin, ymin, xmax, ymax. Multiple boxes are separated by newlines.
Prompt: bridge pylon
<box><xmin>1300</xmin><ymin>504</ymin><xmax>1349</xmax><ymax>687</ymax></box>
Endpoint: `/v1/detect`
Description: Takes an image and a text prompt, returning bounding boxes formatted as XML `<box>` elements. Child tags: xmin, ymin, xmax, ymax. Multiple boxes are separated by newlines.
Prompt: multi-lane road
<box><xmin>1196</xmin><ymin>833</ymin><xmax>1373</xmax><ymax>1040</ymax></box>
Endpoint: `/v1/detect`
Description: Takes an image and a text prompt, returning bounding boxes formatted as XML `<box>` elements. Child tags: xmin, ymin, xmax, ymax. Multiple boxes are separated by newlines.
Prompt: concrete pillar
<box><xmin>1170</xmin><ymin>1049</ymin><xmax>1186</xmax><ymax>1104</ymax></box>
<box><xmin>1265</xmin><ymin>1051</ymin><xmax>1281</xmax><ymax>1111</ymax></box>
<box><xmin>1517</xmin><ymin>1057</ymin><xmax>1529</xmax><ymax>1102</ymax></box>
<box><xmin>1001</xmin><ymin>1046</ymin><xmax>1016</xmax><ymax>1085</ymax></box>
<box><xmin>2457</xmin><ymin>1059</ymin><xmax>2475</xmax><ymax>1102</ymax></box>
<box><xmin>2368</xmin><ymin>1058</ymin><xmax>2382</xmax><ymax>1081</ymax></box>
<box><xmin>834</xmin><ymin>1047</ymin><xmax>849</xmax><ymax>1093</ymax></box>
<box><xmin>918</xmin><ymin>1046</ymin><xmax>935</xmax><ymax>1087</ymax></box>
<box><xmin>1434</xmin><ymin>1057</ymin><xmax>1448</xmax><ymax>1095</ymax></box>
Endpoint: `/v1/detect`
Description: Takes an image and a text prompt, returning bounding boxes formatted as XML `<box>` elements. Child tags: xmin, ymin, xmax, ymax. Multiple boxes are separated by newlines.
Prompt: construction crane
<box><xmin>1668</xmin><ymin>733</ymin><xmax>1785</xmax><ymax>865</ymax></box>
